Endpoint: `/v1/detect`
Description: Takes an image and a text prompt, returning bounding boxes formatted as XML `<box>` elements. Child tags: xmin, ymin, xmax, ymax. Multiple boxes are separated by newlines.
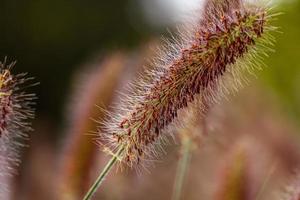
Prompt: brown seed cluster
<box><xmin>0</xmin><ymin>61</ymin><xmax>35</xmax><ymax>165</ymax></box>
<box><xmin>0</xmin><ymin>64</ymin><xmax>35</xmax><ymax>138</ymax></box>
<box><xmin>0</xmin><ymin>69</ymin><xmax>13</xmax><ymax>136</ymax></box>
<box><xmin>103</xmin><ymin>0</ymin><xmax>273</xmax><ymax>167</ymax></box>
<box><xmin>0</xmin><ymin>60</ymin><xmax>35</xmax><ymax>196</ymax></box>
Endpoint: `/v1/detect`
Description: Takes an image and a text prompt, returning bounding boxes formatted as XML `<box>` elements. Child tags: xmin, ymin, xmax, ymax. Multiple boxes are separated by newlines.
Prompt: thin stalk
<box><xmin>172</xmin><ymin>137</ymin><xmax>192</xmax><ymax>200</ymax></box>
<box><xmin>255</xmin><ymin>161</ymin><xmax>277</xmax><ymax>200</ymax></box>
<box><xmin>83</xmin><ymin>146</ymin><xmax>124</xmax><ymax>200</ymax></box>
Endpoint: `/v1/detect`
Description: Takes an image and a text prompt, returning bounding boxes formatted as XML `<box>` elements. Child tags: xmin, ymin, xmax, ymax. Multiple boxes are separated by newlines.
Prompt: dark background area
<box><xmin>0</xmin><ymin>0</ymin><xmax>153</xmax><ymax>137</ymax></box>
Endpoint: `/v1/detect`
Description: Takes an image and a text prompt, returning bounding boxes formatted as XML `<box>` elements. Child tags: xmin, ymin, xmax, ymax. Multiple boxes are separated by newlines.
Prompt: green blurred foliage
<box><xmin>262</xmin><ymin>0</ymin><xmax>300</xmax><ymax>122</ymax></box>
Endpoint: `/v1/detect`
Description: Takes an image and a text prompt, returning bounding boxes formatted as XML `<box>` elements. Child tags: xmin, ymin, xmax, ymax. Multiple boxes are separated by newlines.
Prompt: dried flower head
<box><xmin>100</xmin><ymin>0</ymin><xmax>276</xmax><ymax>168</ymax></box>
<box><xmin>0</xmin><ymin>59</ymin><xmax>35</xmax><ymax>195</ymax></box>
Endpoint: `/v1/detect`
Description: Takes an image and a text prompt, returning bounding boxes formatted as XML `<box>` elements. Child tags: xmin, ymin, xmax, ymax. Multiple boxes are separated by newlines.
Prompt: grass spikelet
<box><xmin>84</xmin><ymin>0</ymin><xmax>277</xmax><ymax>198</ymax></box>
<box><xmin>0</xmin><ymin>59</ymin><xmax>36</xmax><ymax>197</ymax></box>
<box><xmin>103</xmin><ymin>0</ymin><xmax>275</xmax><ymax>167</ymax></box>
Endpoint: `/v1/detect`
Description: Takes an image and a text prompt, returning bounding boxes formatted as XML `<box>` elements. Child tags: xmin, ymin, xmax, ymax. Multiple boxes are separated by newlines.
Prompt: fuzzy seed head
<box><xmin>0</xmin><ymin>60</ymin><xmax>35</xmax><ymax>195</ymax></box>
<box><xmin>101</xmin><ymin>0</ymin><xmax>276</xmax><ymax>168</ymax></box>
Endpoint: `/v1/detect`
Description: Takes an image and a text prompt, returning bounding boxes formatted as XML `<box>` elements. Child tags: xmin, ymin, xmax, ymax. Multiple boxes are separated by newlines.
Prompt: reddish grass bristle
<box><xmin>0</xmin><ymin>59</ymin><xmax>36</xmax><ymax>196</ymax></box>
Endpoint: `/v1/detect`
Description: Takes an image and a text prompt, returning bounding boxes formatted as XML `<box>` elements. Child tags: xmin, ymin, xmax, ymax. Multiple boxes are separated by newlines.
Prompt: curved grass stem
<box><xmin>172</xmin><ymin>137</ymin><xmax>192</xmax><ymax>200</ymax></box>
<box><xmin>83</xmin><ymin>146</ymin><xmax>124</xmax><ymax>200</ymax></box>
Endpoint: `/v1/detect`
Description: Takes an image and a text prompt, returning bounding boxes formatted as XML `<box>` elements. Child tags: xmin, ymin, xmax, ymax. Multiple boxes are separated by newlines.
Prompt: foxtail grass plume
<box><xmin>0</xmin><ymin>60</ymin><xmax>35</xmax><ymax>197</ymax></box>
<box><xmin>101</xmin><ymin>0</ymin><xmax>276</xmax><ymax>168</ymax></box>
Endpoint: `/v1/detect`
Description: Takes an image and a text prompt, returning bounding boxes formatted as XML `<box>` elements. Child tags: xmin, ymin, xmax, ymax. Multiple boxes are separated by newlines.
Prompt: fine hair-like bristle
<box><xmin>0</xmin><ymin>59</ymin><xmax>36</xmax><ymax>196</ymax></box>
<box><xmin>100</xmin><ymin>0</ymin><xmax>276</xmax><ymax>168</ymax></box>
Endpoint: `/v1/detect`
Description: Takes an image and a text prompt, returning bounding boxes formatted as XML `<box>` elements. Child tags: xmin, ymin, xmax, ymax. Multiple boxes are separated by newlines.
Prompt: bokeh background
<box><xmin>0</xmin><ymin>0</ymin><xmax>300</xmax><ymax>199</ymax></box>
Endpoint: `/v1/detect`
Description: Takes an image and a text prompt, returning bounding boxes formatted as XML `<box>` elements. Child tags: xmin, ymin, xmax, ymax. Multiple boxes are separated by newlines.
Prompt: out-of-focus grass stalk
<box><xmin>171</xmin><ymin>105</ymin><xmax>204</xmax><ymax>200</ymax></box>
<box><xmin>58</xmin><ymin>53</ymin><xmax>126</xmax><ymax>200</ymax></box>
<box><xmin>213</xmin><ymin>139</ymin><xmax>260</xmax><ymax>200</ymax></box>
<box><xmin>254</xmin><ymin>161</ymin><xmax>277</xmax><ymax>200</ymax></box>
<box><xmin>172</xmin><ymin>135</ymin><xmax>193</xmax><ymax>200</ymax></box>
